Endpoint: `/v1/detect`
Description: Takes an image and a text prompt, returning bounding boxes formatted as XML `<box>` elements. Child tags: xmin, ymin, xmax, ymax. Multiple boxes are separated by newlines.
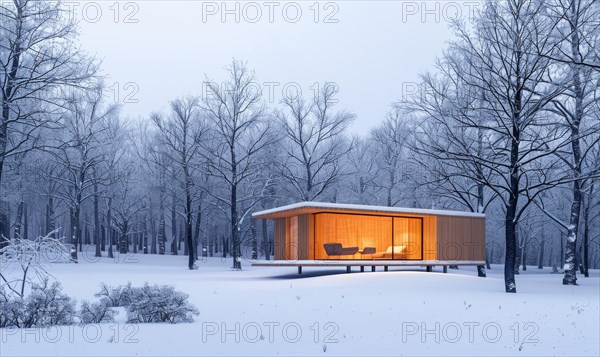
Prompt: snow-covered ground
<box><xmin>2</xmin><ymin>249</ymin><xmax>599</xmax><ymax>356</ymax></box>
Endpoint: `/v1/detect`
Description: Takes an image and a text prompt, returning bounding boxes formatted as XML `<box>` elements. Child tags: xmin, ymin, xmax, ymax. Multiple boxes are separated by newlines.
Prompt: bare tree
<box><xmin>411</xmin><ymin>0</ymin><xmax>572</xmax><ymax>292</ymax></box>
<box><xmin>544</xmin><ymin>0</ymin><xmax>600</xmax><ymax>285</ymax></box>
<box><xmin>202</xmin><ymin>60</ymin><xmax>271</xmax><ymax>270</ymax></box>
<box><xmin>542</xmin><ymin>0</ymin><xmax>600</xmax><ymax>70</ymax></box>
<box><xmin>343</xmin><ymin>137</ymin><xmax>379</xmax><ymax>205</ymax></box>
<box><xmin>276</xmin><ymin>83</ymin><xmax>354</xmax><ymax>201</ymax></box>
<box><xmin>0</xmin><ymin>0</ymin><xmax>97</xmax><ymax>243</ymax></box>
<box><xmin>48</xmin><ymin>86</ymin><xmax>116</xmax><ymax>261</ymax></box>
<box><xmin>151</xmin><ymin>97</ymin><xmax>205</xmax><ymax>270</ymax></box>
<box><xmin>111</xmin><ymin>159</ymin><xmax>144</xmax><ymax>255</ymax></box>
<box><xmin>369</xmin><ymin>107</ymin><xmax>414</xmax><ymax>207</ymax></box>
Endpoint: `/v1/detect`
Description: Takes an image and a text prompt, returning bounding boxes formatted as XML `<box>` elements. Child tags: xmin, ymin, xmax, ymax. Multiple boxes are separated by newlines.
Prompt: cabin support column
<box><xmin>384</xmin><ymin>266</ymin><xmax>388</xmax><ymax>272</ymax></box>
<box><xmin>360</xmin><ymin>266</ymin><xmax>364</xmax><ymax>272</ymax></box>
<box><xmin>346</xmin><ymin>266</ymin><xmax>351</xmax><ymax>273</ymax></box>
<box><xmin>371</xmin><ymin>266</ymin><xmax>376</xmax><ymax>272</ymax></box>
<box><xmin>443</xmin><ymin>265</ymin><xmax>448</xmax><ymax>273</ymax></box>
<box><xmin>477</xmin><ymin>265</ymin><xmax>486</xmax><ymax>277</ymax></box>
<box><xmin>298</xmin><ymin>266</ymin><xmax>302</xmax><ymax>275</ymax></box>
<box><xmin>426</xmin><ymin>266</ymin><xmax>433</xmax><ymax>272</ymax></box>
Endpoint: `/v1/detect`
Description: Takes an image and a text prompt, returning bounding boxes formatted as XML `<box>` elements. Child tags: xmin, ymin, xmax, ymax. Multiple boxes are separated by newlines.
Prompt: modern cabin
<box><xmin>251</xmin><ymin>202</ymin><xmax>486</xmax><ymax>276</ymax></box>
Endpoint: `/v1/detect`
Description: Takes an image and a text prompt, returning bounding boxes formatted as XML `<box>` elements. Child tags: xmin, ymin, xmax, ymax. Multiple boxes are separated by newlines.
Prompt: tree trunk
<box><xmin>0</xmin><ymin>196</ymin><xmax>9</xmax><ymax>251</ymax></box>
<box><xmin>514</xmin><ymin>228</ymin><xmax>521</xmax><ymax>275</ymax></box>
<box><xmin>0</xmin><ymin>5</ymin><xmax>22</xmax><ymax>240</ymax></box>
<box><xmin>138</xmin><ymin>221</ymin><xmax>143</xmax><ymax>252</ymax></box>
<box><xmin>185</xmin><ymin>187</ymin><xmax>194</xmax><ymax>269</ymax></box>
<box><xmin>582</xmin><ymin>185</ymin><xmax>591</xmax><ymax>277</ymax></box>
<box><xmin>107</xmin><ymin>199</ymin><xmax>114</xmax><ymax>259</ymax></box>
<box><xmin>149</xmin><ymin>214</ymin><xmax>156</xmax><ymax>255</ymax></box>
<box><xmin>231</xmin><ymin>199</ymin><xmax>241</xmax><ymax>269</ymax></box>
<box><xmin>147</xmin><ymin>203</ymin><xmax>156</xmax><ymax>254</ymax></box>
<box><xmin>522</xmin><ymin>237</ymin><xmax>527</xmax><ymax>271</ymax></box>
<box><xmin>563</xmin><ymin>2</ymin><xmax>584</xmax><ymax>286</ymax></box>
<box><xmin>119</xmin><ymin>221</ymin><xmax>128</xmax><ymax>254</ymax></box>
<box><xmin>194</xmin><ymin>203</ymin><xmax>202</xmax><ymax>262</ymax></box>
<box><xmin>231</xmin><ymin>140</ymin><xmax>242</xmax><ymax>269</ymax></box>
<box><xmin>23</xmin><ymin>203</ymin><xmax>28</xmax><ymax>240</ymax></box>
<box><xmin>563</xmin><ymin>129</ymin><xmax>582</xmax><ymax>285</ymax></box>
<box><xmin>94</xmin><ymin>179</ymin><xmax>101</xmax><ymax>257</ymax></box>
<box><xmin>14</xmin><ymin>200</ymin><xmax>23</xmax><ymax>239</ymax></box>
<box><xmin>143</xmin><ymin>217</ymin><xmax>148</xmax><ymax>254</ymax></box>
<box><xmin>251</xmin><ymin>220</ymin><xmax>257</xmax><ymax>260</ymax></box>
<box><xmin>70</xmin><ymin>206</ymin><xmax>77</xmax><ymax>261</ymax></box>
<box><xmin>262</xmin><ymin>219</ymin><xmax>269</xmax><ymax>260</ymax></box>
<box><xmin>179</xmin><ymin>221</ymin><xmax>184</xmax><ymax>252</ymax></box>
<box><xmin>101</xmin><ymin>224</ymin><xmax>106</xmax><ymax>252</ymax></box>
<box><xmin>550</xmin><ymin>243</ymin><xmax>558</xmax><ymax>273</ymax></box>
<box><xmin>538</xmin><ymin>231</ymin><xmax>545</xmax><ymax>269</ymax></box>
<box><xmin>45</xmin><ymin>195</ymin><xmax>55</xmax><ymax>238</ymax></box>
<box><xmin>562</xmin><ymin>144</ymin><xmax>582</xmax><ymax>285</ymax></box>
<box><xmin>209</xmin><ymin>228</ymin><xmax>214</xmax><ymax>257</ymax></box>
<box><xmin>84</xmin><ymin>224</ymin><xmax>89</xmax><ymax>246</ymax></box>
<box><xmin>577</xmin><ymin>245</ymin><xmax>585</xmax><ymax>274</ymax></box>
<box><xmin>505</xmin><ymin>212</ymin><xmax>518</xmax><ymax>293</ymax></box>
<box><xmin>171</xmin><ymin>194</ymin><xmax>177</xmax><ymax>255</ymax></box>
<box><xmin>560</xmin><ymin>234</ymin><xmax>565</xmax><ymax>270</ymax></box>
<box><xmin>158</xmin><ymin>209</ymin><xmax>166</xmax><ymax>255</ymax></box>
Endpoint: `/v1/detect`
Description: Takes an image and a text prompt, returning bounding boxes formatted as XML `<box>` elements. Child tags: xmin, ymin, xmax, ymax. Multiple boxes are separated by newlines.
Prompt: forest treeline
<box><xmin>1</xmin><ymin>0</ymin><xmax>599</xmax><ymax>292</ymax></box>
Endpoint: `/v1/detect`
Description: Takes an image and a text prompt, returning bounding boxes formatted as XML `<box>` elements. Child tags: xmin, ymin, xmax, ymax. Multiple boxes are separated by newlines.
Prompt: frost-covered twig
<box><xmin>0</xmin><ymin>230</ymin><xmax>70</xmax><ymax>298</ymax></box>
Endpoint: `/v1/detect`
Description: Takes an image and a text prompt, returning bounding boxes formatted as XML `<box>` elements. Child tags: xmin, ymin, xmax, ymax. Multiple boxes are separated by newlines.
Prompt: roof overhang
<box><xmin>252</xmin><ymin>202</ymin><xmax>486</xmax><ymax>220</ymax></box>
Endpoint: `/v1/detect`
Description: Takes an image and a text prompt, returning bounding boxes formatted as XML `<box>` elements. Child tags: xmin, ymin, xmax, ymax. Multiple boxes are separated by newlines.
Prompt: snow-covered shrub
<box><xmin>21</xmin><ymin>279</ymin><xmax>77</xmax><ymax>327</ymax></box>
<box><xmin>0</xmin><ymin>288</ymin><xmax>23</xmax><ymax>328</ymax></box>
<box><xmin>94</xmin><ymin>282</ymin><xmax>133</xmax><ymax>307</ymax></box>
<box><xmin>79</xmin><ymin>299</ymin><xmax>116</xmax><ymax>324</ymax></box>
<box><xmin>125</xmin><ymin>283</ymin><xmax>199</xmax><ymax>324</ymax></box>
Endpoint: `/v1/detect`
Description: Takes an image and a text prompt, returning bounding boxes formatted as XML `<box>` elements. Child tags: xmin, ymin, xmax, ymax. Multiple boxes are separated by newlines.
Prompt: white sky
<box><xmin>71</xmin><ymin>0</ymin><xmax>480</xmax><ymax>134</ymax></box>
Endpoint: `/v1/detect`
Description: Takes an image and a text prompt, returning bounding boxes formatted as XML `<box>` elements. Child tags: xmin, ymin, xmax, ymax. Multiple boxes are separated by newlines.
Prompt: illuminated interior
<box><xmin>314</xmin><ymin>213</ymin><xmax>423</xmax><ymax>260</ymax></box>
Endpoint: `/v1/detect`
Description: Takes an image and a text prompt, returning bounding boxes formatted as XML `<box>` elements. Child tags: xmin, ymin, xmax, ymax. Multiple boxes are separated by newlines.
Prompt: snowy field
<box><xmin>2</xmin><ymin>249</ymin><xmax>599</xmax><ymax>357</ymax></box>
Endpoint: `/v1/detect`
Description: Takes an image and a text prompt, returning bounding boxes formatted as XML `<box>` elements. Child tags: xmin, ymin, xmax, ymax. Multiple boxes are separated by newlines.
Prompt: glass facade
<box><xmin>314</xmin><ymin>213</ymin><xmax>423</xmax><ymax>260</ymax></box>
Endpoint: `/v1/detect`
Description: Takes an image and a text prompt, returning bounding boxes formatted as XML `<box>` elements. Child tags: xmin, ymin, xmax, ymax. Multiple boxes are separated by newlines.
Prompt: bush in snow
<box><xmin>79</xmin><ymin>299</ymin><xmax>116</xmax><ymax>324</ymax></box>
<box><xmin>94</xmin><ymin>282</ymin><xmax>133</xmax><ymax>307</ymax></box>
<box><xmin>1</xmin><ymin>279</ymin><xmax>77</xmax><ymax>328</ymax></box>
<box><xmin>21</xmin><ymin>279</ymin><xmax>77</xmax><ymax>327</ymax></box>
<box><xmin>0</xmin><ymin>288</ymin><xmax>23</xmax><ymax>328</ymax></box>
<box><xmin>125</xmin><ymin>283</ymin><xmax>199</xmax><ymax>324</ymax></box>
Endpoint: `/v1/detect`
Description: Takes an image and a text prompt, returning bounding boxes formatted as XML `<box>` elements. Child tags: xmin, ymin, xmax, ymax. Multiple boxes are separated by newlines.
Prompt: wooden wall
<box><xmin>422</xmin><ymin>216</ymin><xmax>437</xmax><ymax>260</ymax></box>
<box><xmin>436</xmin><ymin>216</ymin><xmax>486</xmax><ymax>260</ymax></box>
<box><xmin>297</xmin><ymin>214</ymin><xmax>314</xmax><ymax>259</ymax></box>
<box><xmin>286</xmin><ymin>216</ymin><xmax>299</xmax><ymax>260</ymax></box>
<box><xmin>274</xmin><ymin>218</ymin><xmax>286</xmax><ymax>260</ymax></box>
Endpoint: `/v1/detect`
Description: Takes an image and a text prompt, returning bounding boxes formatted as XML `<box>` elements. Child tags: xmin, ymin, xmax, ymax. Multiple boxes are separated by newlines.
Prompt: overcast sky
<box><xmin>72</xmin><ymin>1</ymin><xmax>479</xmax><ymax>134</ymax></box>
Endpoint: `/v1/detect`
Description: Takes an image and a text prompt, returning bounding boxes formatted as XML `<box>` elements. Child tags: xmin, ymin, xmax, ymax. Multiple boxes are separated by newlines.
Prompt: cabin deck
<box><xmin>252</xmin><ymin>260</ymin><xmax>487</xmax><ymax>276</ymax></box>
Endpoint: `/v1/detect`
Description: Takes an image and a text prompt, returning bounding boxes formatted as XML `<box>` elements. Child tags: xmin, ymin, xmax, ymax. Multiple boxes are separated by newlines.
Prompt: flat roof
<box><xmin>252</xmin><ymin>202</ymin><xmax>486</xmax><ymax>219</ymax></box>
